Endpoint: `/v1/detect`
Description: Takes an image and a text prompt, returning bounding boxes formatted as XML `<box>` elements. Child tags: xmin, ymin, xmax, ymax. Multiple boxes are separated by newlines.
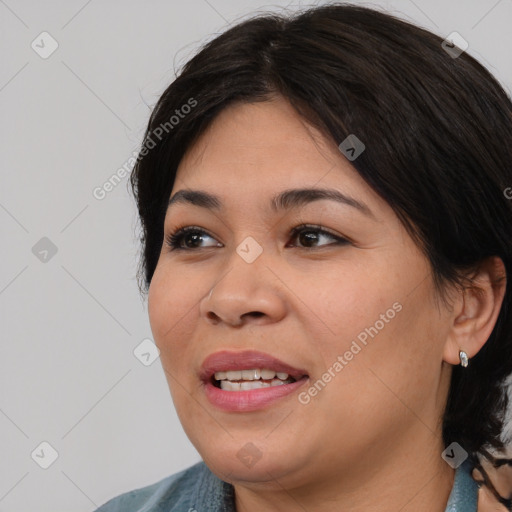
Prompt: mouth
<box><xmin>211</xmin><ymin>368</ymin><xmax>300</xmax><ymax>391</ymax></box>
<box><xmin>200</xmin><ymin>350</ymin><xmax>309</xmax><ymax>411</ymax></box>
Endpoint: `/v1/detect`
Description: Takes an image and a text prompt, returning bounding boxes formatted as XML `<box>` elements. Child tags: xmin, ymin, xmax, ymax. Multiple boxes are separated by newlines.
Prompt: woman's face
<box><xmin>148</xmin><ymin>95</ymin><xmax>454</xmax><ymax>489</ymax></box>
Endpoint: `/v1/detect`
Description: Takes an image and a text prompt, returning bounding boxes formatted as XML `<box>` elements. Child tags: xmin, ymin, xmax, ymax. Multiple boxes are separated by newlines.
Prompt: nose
<box><xmin>199</xmin><ymin>253</ymin><xmax>287</xmax><ymax>327</ymax></box>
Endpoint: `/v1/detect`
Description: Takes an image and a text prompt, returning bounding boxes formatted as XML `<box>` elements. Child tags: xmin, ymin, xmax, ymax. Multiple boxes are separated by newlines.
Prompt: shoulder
<box><xmin>93</xmin><ymin>460</ymin><xmax>232</xmax><ymax>512</ymax></box>
<box><xmin>444</xmin><ymin>458</ymin><xmax>479</xmax><ymax>512</ymax></box>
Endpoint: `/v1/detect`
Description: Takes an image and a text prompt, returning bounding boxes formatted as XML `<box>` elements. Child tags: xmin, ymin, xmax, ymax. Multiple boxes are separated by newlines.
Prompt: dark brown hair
<box><xmin>129</xmin><ymin>3</ymin><xmax>512</xmax><ymax>457</ymax></box>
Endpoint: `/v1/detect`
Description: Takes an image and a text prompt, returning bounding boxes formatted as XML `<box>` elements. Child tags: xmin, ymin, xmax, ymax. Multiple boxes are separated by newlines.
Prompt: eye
<box><xmin>165</xmin><ymin>224</ymin><xmax>350</xmax><ymax>252</ymax></box>
<box><xmin>165</xmin><ymin>226</ymin><xmax>222</xmax><ymax>251</ymax></box>
<box><xmin>287</xmin><ymin>224</ymin><xmax>350</xmax><ymax>248</ymax></box>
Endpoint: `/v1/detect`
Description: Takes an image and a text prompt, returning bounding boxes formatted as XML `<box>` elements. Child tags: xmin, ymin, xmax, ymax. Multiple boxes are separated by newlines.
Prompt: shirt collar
<box><xmin>189</xmin><ymin>458</ymin><xmax>478</xmax><ymax>512</ymax></box>
<box><xmin>444</xmin><ymin>459</ymin><xmax>479</xmax><ymax>511</ymax></box>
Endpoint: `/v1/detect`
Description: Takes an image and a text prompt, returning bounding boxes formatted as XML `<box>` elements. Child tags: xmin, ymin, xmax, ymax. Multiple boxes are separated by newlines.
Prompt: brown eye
<box><xmin>165</xmin><ymin>224</ymin><xmax>349</xmax><ymax>251</ymax></box>
<box><xmin>165</xmin><ymin>227</ymin><xmax>222</xmax><ymax>250</ymax></box>
<box><xmin>288</xmin><ymin>225</ymin><xmax>350</xmax><ymax>248</ymax></box>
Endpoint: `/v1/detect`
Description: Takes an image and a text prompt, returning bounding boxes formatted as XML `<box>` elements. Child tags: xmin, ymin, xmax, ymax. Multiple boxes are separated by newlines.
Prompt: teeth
<box><xmin>221</xmin><ymin>380</ymin><xmax>241</xmax><ymax>391</ymax></box>
<box><xmin>239</xmin><ymin>380</ymin><xmax>265</xmax><ymax>390</ymax></box>
<box><xmin>221</xmin><ymin>378</ymin><xmax>291</xmax><ymax>391</ymax></box>
<box><xmin>242</xmin><ymin>369</ymin><xmax>261</xmax><ymax>380</ymax></box>
<box><xmin>214</xmin><ymin>368</ymin><xmax>291</xmax><ymax>382</ymax></box>
<box><xmin>261</xmin><ymin>369</ymin><xmax>276</xmax><ymax>380</ymax></box>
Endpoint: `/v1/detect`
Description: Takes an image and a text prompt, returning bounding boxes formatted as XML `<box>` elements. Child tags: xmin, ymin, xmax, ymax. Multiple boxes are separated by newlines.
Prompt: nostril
<box><xmin>249</xmin><ymin>311</ymin><xmax>264</xmax><ymax>317</ymax></box>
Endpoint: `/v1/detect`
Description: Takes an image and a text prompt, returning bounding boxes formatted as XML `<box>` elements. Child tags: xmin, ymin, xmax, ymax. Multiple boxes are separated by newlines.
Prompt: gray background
<box><xmin>1</xmin><ymin>0</ymin><xmax>511</xmax><ymax>510</ymax></box>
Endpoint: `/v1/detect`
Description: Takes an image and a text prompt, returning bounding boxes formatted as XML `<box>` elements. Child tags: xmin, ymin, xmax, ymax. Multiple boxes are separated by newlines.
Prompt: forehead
<box><xmin>170</xmin><ymin>96</ymin><xmax>393</xmax><ymax>224</ymax></box>
<box><xmin>176</xmin><ymin>97</ymin><xmax>360</xmax><ymax>190</ymax></box>
<box><xmin>182</xmin><ymin>98</ymin><xmax>326</xmax><ymax>163</ymax></box>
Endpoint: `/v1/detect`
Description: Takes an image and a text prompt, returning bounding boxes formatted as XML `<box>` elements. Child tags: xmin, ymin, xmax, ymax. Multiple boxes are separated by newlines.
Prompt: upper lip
<box><xmin>200</xmin><ymin>350</ymin><xmax>309</xmax><ymax>382</ymax></box>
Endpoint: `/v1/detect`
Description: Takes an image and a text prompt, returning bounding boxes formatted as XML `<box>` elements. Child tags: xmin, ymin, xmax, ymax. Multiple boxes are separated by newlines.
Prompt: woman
<box><xmin>95</xmin><ymin>3</ymin><xmax>512</xmax><ymax>511</ymax></box>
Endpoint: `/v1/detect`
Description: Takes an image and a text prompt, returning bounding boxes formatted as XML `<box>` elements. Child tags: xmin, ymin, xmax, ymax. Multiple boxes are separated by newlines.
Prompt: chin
<box><xmin>195</xmin><ymin>437</ymin><xmax>306</xmax><ymax>486</ymax></box>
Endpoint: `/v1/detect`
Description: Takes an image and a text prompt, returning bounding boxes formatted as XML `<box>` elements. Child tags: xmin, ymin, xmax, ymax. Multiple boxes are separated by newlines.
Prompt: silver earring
<box><xmin>459</xmin><ymin>350</ymin><xmax>469</xmax><ymax>368</ymax></box>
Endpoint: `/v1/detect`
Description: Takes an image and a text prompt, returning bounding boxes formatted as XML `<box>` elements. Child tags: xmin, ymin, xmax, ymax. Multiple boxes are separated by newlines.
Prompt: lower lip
<box><xmin>203</xmin><ymin>377</ymin><xmax>309</xmax><ymax>412</ymax></box>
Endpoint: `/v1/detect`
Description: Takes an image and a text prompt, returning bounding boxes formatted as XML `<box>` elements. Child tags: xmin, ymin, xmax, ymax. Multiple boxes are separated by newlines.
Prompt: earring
<box><xmin>459</xmin><ymin>350</ymin><xmax>469</xmax><ymax>368</ymax></box>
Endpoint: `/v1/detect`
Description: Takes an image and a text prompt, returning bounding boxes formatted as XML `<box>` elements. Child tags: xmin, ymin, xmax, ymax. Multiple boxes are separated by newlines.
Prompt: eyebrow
<box><xmin>167</xmin><ymin>188</ymin><xmax>375</xmax><ymax>219</ymax></box>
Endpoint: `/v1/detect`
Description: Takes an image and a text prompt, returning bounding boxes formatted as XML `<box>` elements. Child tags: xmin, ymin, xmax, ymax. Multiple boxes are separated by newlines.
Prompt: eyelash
<box><xmin>164</xmin><ymin>224</ymin><xmax>350</xmax><ymax>251</ymax></box>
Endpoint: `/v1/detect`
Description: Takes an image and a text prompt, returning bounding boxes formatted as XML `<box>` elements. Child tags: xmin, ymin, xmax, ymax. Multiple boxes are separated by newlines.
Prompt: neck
<box><xmin>233</xmin><ymin>430</ymin><xmax>455</xmax><ymax>512</ymax></box>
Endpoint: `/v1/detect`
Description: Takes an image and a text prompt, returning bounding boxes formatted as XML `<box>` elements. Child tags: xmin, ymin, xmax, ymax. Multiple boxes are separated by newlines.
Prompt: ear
<box><xmin>443</xmin><ymin>256</ymin><xmax>507</xmax><ymax>365</ymax></box>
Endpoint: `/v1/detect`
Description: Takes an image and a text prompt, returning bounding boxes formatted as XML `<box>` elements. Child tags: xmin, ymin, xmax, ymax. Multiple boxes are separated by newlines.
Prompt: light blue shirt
<box><xmin>94</xmin><ymin>458</ymin><xmax>478</xmax><ymax>511</ymax></box>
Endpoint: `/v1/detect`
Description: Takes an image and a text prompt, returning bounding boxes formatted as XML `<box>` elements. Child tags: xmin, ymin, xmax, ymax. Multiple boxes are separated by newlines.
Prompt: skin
<box><xmin>147</xmin><ymin>95</ymin><xmax>507</xmax><ymax>512</ymax></box>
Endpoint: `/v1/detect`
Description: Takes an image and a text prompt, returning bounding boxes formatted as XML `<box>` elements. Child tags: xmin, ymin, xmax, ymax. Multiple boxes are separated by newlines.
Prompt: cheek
<box><xmin>307</xmin><ymin>259</ymin><xmax>438</xmax><ymax>385</ymax></box>
<box><xmin>147</xmin><ymin>263</ymin><xmax>202</xmax><ymax>365</ymax></box>
<box><xmin>300</xmin><ymin>262</ymin><xmax>400</xmax><ymax>349</ymax></box>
